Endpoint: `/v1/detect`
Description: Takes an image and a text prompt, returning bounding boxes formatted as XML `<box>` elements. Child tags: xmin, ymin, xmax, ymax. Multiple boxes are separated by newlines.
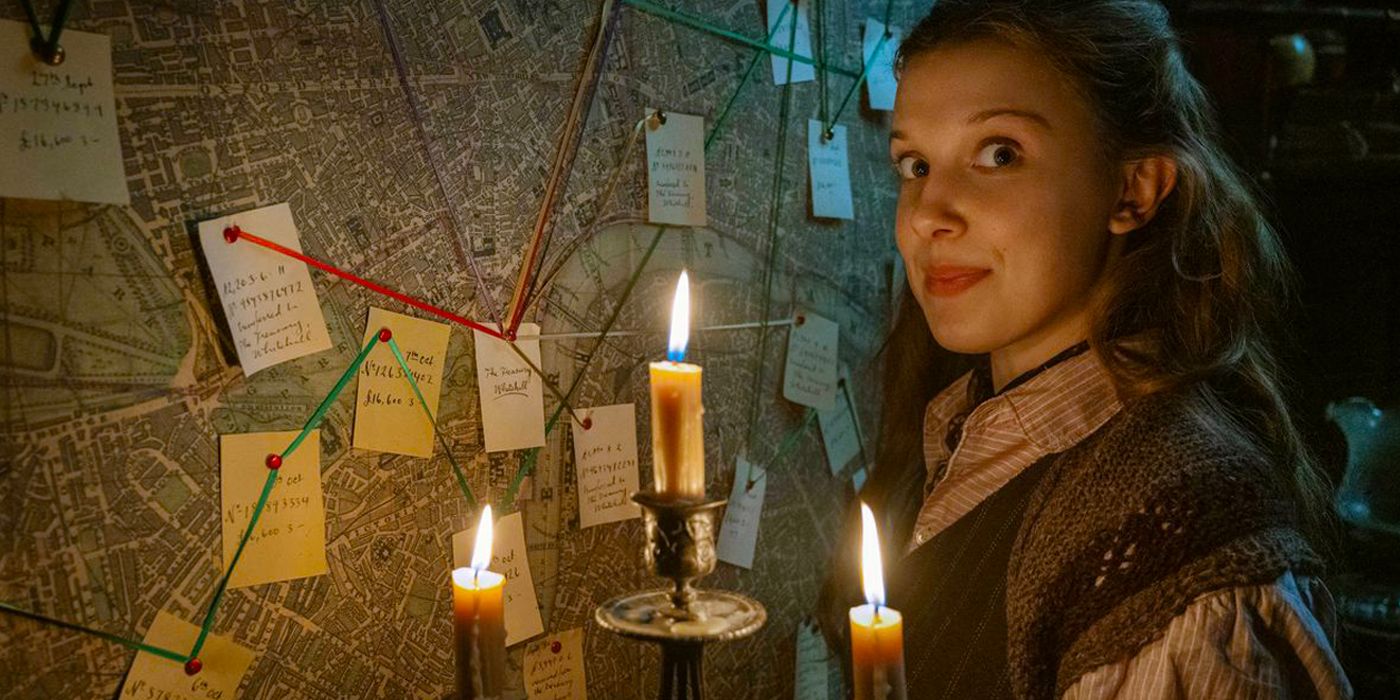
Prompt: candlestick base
<box><xmin>594</xmin><ymin>589</ymin><xmax>766</xmax><ymax>700</ymax></box>
<box><xmin>633</xmin><ymin>491</ymin><xmax>726</xmax><ymax>619</ymax></box>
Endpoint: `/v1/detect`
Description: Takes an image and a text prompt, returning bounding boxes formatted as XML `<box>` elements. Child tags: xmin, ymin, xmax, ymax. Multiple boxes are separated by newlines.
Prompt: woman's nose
<box><xmin>905</xmin><ymin>173</ymin><xmax>964</xmax><ymax>240</ymax></box>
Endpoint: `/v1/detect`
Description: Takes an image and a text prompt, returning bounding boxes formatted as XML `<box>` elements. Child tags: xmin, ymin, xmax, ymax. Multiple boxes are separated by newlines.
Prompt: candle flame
<box><xmin>667</xmin><ymin>271</ymin><xmax>690</xmax><ymax>362</ymax></box>
<box><xmin>470</xmin><ymin>504</ymin><xmax>493</xmax><ymax>572</ymax></box>
<box><xmin>860</xmin><ymin>502</ymin><xmax>885</xmax><ymax>608</ymax></box>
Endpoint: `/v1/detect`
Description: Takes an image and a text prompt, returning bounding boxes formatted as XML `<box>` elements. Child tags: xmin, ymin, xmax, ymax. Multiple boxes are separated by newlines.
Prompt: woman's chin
<box><xmin>926</xmin><ymin>315</ymin><xmax>1002</xmax><ymax>355</ymax></box>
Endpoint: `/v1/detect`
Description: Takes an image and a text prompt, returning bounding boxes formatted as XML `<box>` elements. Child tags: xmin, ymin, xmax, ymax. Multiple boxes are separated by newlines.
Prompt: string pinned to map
<box><xmin>504</xmin><ymin>0</ymin><xmax>798</xmax><ymax>505</ymax></box>
<box><xmin>744</xmin><ymin>408</ymin><xmax>818</xmax><ymax>491</ymax></box>
<box><xmin>18</xmin><ymin>0</ymin><xmax>74</xmax><ymax>64</ymax></box>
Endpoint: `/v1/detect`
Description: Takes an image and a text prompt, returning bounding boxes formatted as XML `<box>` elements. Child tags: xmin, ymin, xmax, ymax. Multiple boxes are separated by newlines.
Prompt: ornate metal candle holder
<box><xmin>595</xmin><ymin>491</ymin><xmax>767</xmax><ymax>700</ymax></box>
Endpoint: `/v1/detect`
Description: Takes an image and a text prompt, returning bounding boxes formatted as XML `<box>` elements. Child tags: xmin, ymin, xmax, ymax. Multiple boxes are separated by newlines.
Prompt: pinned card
<box><xmin>198</xmin><ymin>203</ymin><xmax>333</xmax><ymax>376</ymax></box>
<box><xmin>120</xmin><ymin>610</ymin><xmax>255</xmax><ymax>700</ymax></box>
<box><xmin>523</xmin><ymin>627</ymin><xmax>588</xmax><ymax>700</ymax></box>
<box><xmin>783</xmin><ymin>311</ymin><xmax>840</xmax><ymax>411</ymax></box>
<box><xmin>807</xmin><ymin>121</ymin><xmax>854</xmax><ymax>220</ymax></box>
<box><xmin>863</xmin><ymin>19</ymin><xmax>901</xmax><ymax>111</ymax></box>
<box><xmin>645</xmin><ymin>109</ymin><xmax>706</xmax><ymax>227</ymax></box>
<box><xmin>795</xmin><ymin>617</ymin><xmax>832</xmax><ymax>700</ymax></box>
<box><xmin>766</xmin><ymin>0</ymin><xmax>816</xmax><ymax>84</ymax></box>
<box><xmin>473</xmin><ymin>323</ymin><xmax>546</xmax><ymax>453</ymax></box>
<box><xmin>818</xmin><ymin>369</ymin><xmax>863</xmax><ymax>476</ymax></box>
<box><xmin>220</xmin><ymin>430</ymin><xmax>327</xmax><ymax>588</ymax></box>
<box><xmin>852</xmin><ymin>468</ymin><xmax>868</xmax><ymax>493</ymax></box>
<box><xmin>572</xmin><ymin>403</ymin><xmax>641</xmax><ymax>529</ymax></box>
<box><xmin>717</xmin><ymin>456</ymin><xmax>766</xmax><ymax>569</ymax></box>
<box><xmin>0</xmin><ymin>20</ymin><xmax>128</xmax><ymax>204</ymax></box>
<box><xmin>352</xmin><ymin>308</ymin><xmax>451</xmax><ymax>457</ymax></box>
<box><xmin>453</xmin><ymin>511</ymin><xmax>545</xmax><ymax>646</ymax></box>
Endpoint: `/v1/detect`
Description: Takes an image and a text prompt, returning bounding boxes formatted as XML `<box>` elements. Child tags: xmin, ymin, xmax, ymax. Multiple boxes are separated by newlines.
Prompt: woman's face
<box><xmin>892</xmin><ymin>39</ymin><xmax>1124</xmax><ymax>379</ymax></box>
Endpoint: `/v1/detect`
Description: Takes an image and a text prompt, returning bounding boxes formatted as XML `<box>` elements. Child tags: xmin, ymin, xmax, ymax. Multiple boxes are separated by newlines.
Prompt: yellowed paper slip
<box><xmin>452</xmin><ymin>510</ymin><xmax>545</xmax><ymax>646</ymax></box>
<box><xmin>121</xmin><ymin>610</ymin><xmax>254</xmax><ymax>700</ymax></box>
<box><xmin>572</xmin><ymin>403</ymin><xmax>641</xmax><ymax>529</ymax></box>
<box><xmin>220</xmin><ymin>430</ymin><xmax>327</xmax><ymax>588</ymax></box>
<box><xmin>783</xmin><ymin>311</ymin><xmax>840</xmax><ymax>410</ymax></box>
<box><xmin>197</xmin><ymin>203</ymin><xmax>333</xmax><ymax>375</ymax></box>
<box><xmin>0</xmin><ymin>20</ymin><xmax>128</xmax><ymax>204</ymax></box>
<box><xmin>645</xmin><ymin>109</ymin><xmax>706</xmax><ymax>227</ymax></box>
<box><xmin>524</xmin><ymin>627</ymin><xmax>588</xmax><ymax>700</ymax></box>
<box><xmin>352</xmin><ymin>308</ymin><xmax>451</xmax><ymax>457</ymax></box>
<box><xmin>473</xmin><ymin>323</ymin><xmax>546</xmax><ymax>453</ymax></box>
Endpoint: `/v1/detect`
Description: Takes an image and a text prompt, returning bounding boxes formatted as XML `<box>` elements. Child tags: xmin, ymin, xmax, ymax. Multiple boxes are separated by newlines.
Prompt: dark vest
<box><xmin>887</xmin><ymin>454</ymin><xmax>1056</xmax><ymax>699</ymax></box>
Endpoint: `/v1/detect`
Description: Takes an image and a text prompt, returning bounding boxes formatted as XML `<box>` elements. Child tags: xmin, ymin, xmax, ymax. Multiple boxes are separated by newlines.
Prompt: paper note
<box><xmin>572</xmin><ymin>403</ymin><xmax>641</xmax><ymax>529</ymax></box>
<box><xmin>766</xmin><ymin>0</ymin><xmax>816</xmax><ymax>84</ymax></box>
<box><xmin>645</xmin><ymin>109</ymin><xmax>706</xmax><ymax>227</ymax></box>
<box><xmin>197</xmin><ymin>203</ymin><xmax>333</xmax><ymax>376</ymax></box>
<box><xmin>864</xmin><ymin>19</ymin><xmax>901</xmax><ymax>111</ymax></box>
<box><xmin>352</xmin><ymin>308</ymin><xmax>451</xmax><ymax>457</ymax></box>
<box><xmin>807</xmin><ymin>121</ymin><xmax>854</xmax><ymax>220</ymax></box>
<box><xmin>220</xmin><ymin>430</ymin><xmax>327</xmax><ymax>588</ymax></box>
<box><xmin>852</xmin><ymin>468</ymin><xmax>867</xmax><ymax>493</ymax></box>
<box><xmin>795</xmin><ymin>617</ymin><xmax>831</xmax><ymax>700</ymax></box>
<box><xmin>121</xmin><ymin>610</ymin><xmax>255</xmax><ymax>700</ymax></box>
<box><xmin>717</xmin><ymin>457</ymin><xmax>766</xmax><ymax>569</ymax></box>
<box><xmin>0</xmin><ymin>20</ymin><xmax>128</xmax><ymax>204</ymax></box>
<box><xmin>818</xmin><ymin>367</ymin><xmax>863</xmax><ymax>476</ymax></box>
<box><xmin>523</xmin><ymin>627</ymin><xmax>588</xmax><ymax>700</ymax></box>
<box><xmin>783</xmin><ymin>311</ymin><xmax>840</xmax><ymax>410</ymax></box>
<box><xmin>453</xmin><ymin>511</ymin><xmax>544</xmax><ymax>646</ymax></box>
<box><xmin>473</xmin><ymin>323</ymin><xmax>546</xmax><ymax>453</ymax></box>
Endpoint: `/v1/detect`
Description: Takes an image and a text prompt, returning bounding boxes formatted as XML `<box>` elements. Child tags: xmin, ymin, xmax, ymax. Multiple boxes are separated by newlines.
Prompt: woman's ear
<box><xmin>1108</xmin><ymin>155</ymin><xmax>1178</xmax><ymax>235</ymax></box>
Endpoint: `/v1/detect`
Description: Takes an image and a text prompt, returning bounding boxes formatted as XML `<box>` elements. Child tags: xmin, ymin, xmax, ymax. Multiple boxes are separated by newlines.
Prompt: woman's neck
<box><xmin>989</xmin><ymin>323</ymin><xmax>1094</xmax><ymax>393</ymax></box>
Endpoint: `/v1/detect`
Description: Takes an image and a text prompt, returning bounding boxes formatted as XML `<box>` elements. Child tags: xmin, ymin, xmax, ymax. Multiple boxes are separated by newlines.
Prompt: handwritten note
<box><xmin>795</xmin><ymin>617</ymin><xmax>832</xmax><ymax>700</ymax></box>
<box><xmin>453</xmin><ymin>511</ymin><xmax>544</xmax><ymax>646</ymax></box>
<box><xmin>572</xmin><ymin>403</ymin><xmax>641</xmax><ymax>529</ymax></box>
<box><xmin>818</xmin><ymin>370</ymin><xmax>862</xmax><ymax>476</ymax></box>
<box><xmin>121</xmin><ymin>610</ymin><xmax>254</xmax><ymax>700</ymax></box>
<box><xmin>198</xmin><ymin>203</ymin><xmax>332</xmax><ymax>376</ymax></box>
<box><xmin>864</xmin><ymin>19</ymin><xmax>901</xmax><ymax>111</ymax></box>
<box><xmin>352</xmin><ymin>308</ymin><xmax>451</xmax><ymax>457</ymax></box>
<box><xmin>473</xmin><ymin>323</ymin><xmax>546</xmax><ymax>453</ymax></box>
<box><xmin>220</xmin><ymin>430</ymin><xmax>327</xmax><ymax>588</ymax></box>
<box><xmin>807</xmin><ymin>121</ymin><xmax>854</xmax><ymax>220</ymax></box>
<box><xmin>766</xmin><ymin>0</ymin><xmax>816</xmax><ymax>84</ymax></box>
<box><xmin>0</xmin><ymin>20</ymin><xmax>128</xmax><ymax>204</ymax></box>
<box><xmin>783</xmin><ymin>311</ymin><xmax>840</xmax><ymax>411</ymax></box>
<box><xmin>645</xmin><ymin>109</ymin><xmax>706</xmax><ymax>227</ymax></box>
<box><xmin>717</xmin><ymin>456</ymin><xmax>766</xmax><ymax>569</ymax></box>
<box><xmin>523</xmin><ymin>627</ymin><xmax>588</xmax><ymax>700</ymax></box>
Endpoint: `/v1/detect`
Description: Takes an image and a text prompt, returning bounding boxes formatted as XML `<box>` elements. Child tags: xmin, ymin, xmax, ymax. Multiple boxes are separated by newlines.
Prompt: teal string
<box><xmin>0</xmin><ymin>601</ymin><xmax>186</xmax><ymax>663</ymax></box>
<box><xmin>189</xmin><ymin>332</ymin><xmax>381</xmax><ymax>660</ymax></box>
<box><xmin>386</xmin><ymin>337</ymin><xmax>477</xmax><ymax>511</ymax></box>
<box><xmin>823</xmin><ymin>31</ymin><xmax>887</xmax><ymax>135</ymax></box>
<box><xmin>504</xmin><ymin>0</ymin><xmax>791</xmax><ymax>504</ymax></box>
<box><xmin>839</xmin><ymin>379</ymin><xmax>869</xmax><ymax>470</ymax></box>
<box><xmin>622</xmin><ymin>0</ymin><xmax>859</xmax><ymax>79</ymax></box>
<box><xmin>883</xmin><ymin>0</ymin><xmax>895</xmax><ymax>32</ymax></box>
<box><xmin>746</xmin><ymin>409</ymin><xmax>817</xmax><ymax>489</ymax></box>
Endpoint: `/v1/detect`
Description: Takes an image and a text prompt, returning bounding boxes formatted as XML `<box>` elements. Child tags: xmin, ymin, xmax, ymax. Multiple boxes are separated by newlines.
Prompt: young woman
<box><xmin>818</xmin><ymin>1</ymin><xmax>1352</xmax><ymax>698</ymax></box>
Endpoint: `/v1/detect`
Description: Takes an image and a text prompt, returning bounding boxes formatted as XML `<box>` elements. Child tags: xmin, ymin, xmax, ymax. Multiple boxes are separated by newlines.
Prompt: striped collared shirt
<box><xmin>908</xmin><ymin>349</ymin><xmax>1353</xmax><ymax>698</ymax></box>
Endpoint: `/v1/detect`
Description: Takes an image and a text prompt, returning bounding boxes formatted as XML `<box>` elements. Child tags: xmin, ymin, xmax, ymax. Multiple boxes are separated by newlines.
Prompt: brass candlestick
<box><xmin>594</xmin><ymin>491</ymin><xmax>766</xmax><ymax>700</ymax></box>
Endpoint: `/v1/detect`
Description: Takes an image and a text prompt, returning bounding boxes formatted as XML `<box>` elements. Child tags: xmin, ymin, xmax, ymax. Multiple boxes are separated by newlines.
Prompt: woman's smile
<box><xmin>924</xmin><ymin>264</ymin><xmax>992</xmax><ymax>297</ymax></box>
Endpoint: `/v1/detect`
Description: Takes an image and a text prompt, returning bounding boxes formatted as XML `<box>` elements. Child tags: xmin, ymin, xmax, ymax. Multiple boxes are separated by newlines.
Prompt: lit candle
<box><xmin>849</xmin><ymin>502</ymin><xmax>907</xmax><ymax>700</ymax></box>
<box><xmin>648</xmin><ymin>270</ymin><xmax>705</xmax><ymax>500</ymax></box>
<box><xmin>452</xmin><ymin>505</ymin><xmax>507</xmax><ymax>700</ymax></box>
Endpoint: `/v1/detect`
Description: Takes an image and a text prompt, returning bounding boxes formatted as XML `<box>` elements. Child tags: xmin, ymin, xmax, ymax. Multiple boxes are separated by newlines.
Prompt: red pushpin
<box><xmin>581</xmin><ymin>417</ymin><xmax>593</xmax><ymax>431</ymax></box>
<box><xmin>504</xmin><ymin>328</ymin><xmax>517</xmax><ymax>342</ymax></box>
<box><xmin>265</xmin><ymin>453</ymin><xmax>282</xmax><ymax>470</ymax></box>
<box><xmin>378</xmin><ymin>327</ymin><xmax>392</xmax><ymax>342</ymax></box>
<box><xmin>550</xmin><ymin>640</ymin><xmax>562</xmax><ymax>654</ymax></box>
<box><xmin>184</xmin><ymin>658</ymin><xmax>202</xmax><ymax>676</ymax></box>
<box><xmin>222</xmin><ymin>225</ymin><xmax>241</xmax><ymax>244</ymax></box>
<box><xmin>796</xmin><ymin>313</ymin><xmax>807</xmax><ymax>326</ymax></box>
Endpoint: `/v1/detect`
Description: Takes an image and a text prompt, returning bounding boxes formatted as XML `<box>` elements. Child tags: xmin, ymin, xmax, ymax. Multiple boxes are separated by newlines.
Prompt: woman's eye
<box><xmin>974</xmin><ymin>142</ymin><xmax>1021</xmax><ymax>169</ymax></box>
<box><xmin>894</xmin><ymin>155</ymin><xmax>929</xmax><ymax>180</ymax></box>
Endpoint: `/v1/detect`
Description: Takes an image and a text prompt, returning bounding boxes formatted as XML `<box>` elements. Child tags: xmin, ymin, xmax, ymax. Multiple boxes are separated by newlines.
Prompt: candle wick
<box><xmin>473</xmin><ymin>567</ymin><xmax>480</xmax><ymax>588</ymax></box>
<box><xmin>873</xmin><ymin>603</ymin><xmax>882</xmax><ymax>623</ymax></box>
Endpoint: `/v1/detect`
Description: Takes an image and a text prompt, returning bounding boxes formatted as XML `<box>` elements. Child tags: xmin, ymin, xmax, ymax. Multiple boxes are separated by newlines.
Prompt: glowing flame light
<box><xmin>860</xmin><ymin>502</ymin><xmax>885</xmax><ymax>609</ymax></box>
<box><xmin>667</xmin><ymin>271</ymin><xmax>690</xmax><ymax>362</ymax></box>
<box><xmin>470</xmin><ymin>504</ymin><xmax>493</xmax><ymax>573</ymax></box>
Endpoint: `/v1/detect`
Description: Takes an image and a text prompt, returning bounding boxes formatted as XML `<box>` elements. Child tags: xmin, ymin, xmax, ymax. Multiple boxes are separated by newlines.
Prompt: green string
<box><xmin>622</xmin><ymin>0</ymin><xmax>859</xmax><ymax>79</ymax></box>
<box><xmin>823</xmin><ymin>31</ymin><xmax>887</xmax><ymax>135</ymax></box>
<box><xmin>189</xmin><ymin>332</ymin><xmax>381</xmax><ymax>660</ymax></box>
<box><xmin>745</xmin><ymin>409</ymin><xmax>817</xmax><ymax>489</ymax></box>
<box><xmin>814</xmin><ymin>0</ymin><xmax>829</xmax><ymax>127</ymax></box>
<box><xmin>504</xmin><ymin>0</ymin><xmax>793</xmax><ymax>505</ymax></box>
<box><xmin>386</xmin><ymin>337</ymin><xmax>477</xmax><ymax>511</ymax></box>
<box><xmin>0</xmin><ymin>601</ymin><xmax>186</xmax><ymax>663</ymax></box>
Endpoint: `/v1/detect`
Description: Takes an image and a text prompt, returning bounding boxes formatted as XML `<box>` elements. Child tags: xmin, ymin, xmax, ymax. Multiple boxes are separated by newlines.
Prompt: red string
<box><xmin>225</xmin><ymin>226</ymin><xmax>507</xmax><ymax>340</ymax></box>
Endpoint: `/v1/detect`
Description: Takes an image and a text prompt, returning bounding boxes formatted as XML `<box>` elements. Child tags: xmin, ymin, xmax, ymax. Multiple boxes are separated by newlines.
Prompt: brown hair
<box><xmin>819</xmin><ymin>0</ymin><xmax>1337</xmax><ymax>654</ymax></box>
